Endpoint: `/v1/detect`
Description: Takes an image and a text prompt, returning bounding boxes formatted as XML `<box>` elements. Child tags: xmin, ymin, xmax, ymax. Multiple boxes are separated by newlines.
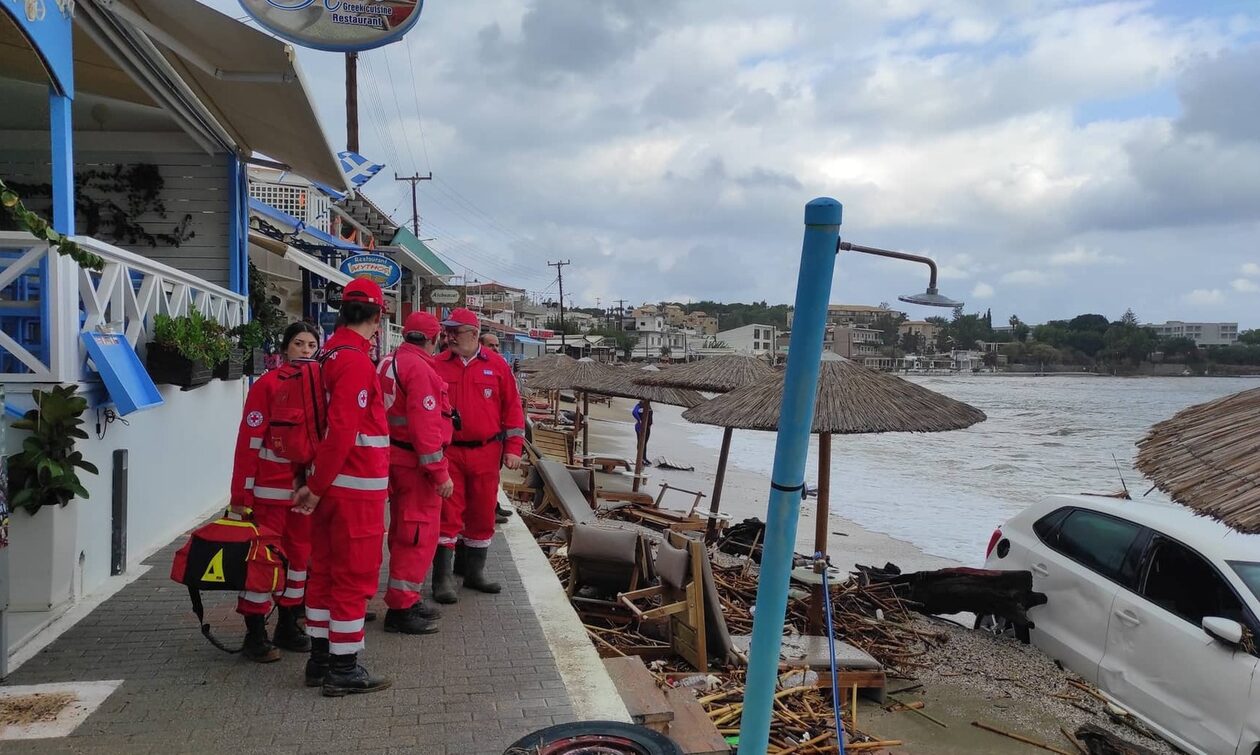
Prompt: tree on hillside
<box><xmin>1008</xmin><ymin>314</ymin><xmax>1031</xmax><ymax>343</ymax></box>
<box><xmin>1159</xmin><ymin>336</ymin><xmax>1201</xmax><ymax>361</ymax></box>
<box><xmin>1239</xmin><ymin>329</ymin><xmax>1260</xmax><ymax>346</ymax></box>
<box><xmin>1068</xmin><ymin>313</ymin><xmax>1110</xmax><ymax>333</ymax></box>
<box><xmin>544</xmin><ymin>317</ymin><xmax>582</xmax><ymax>335</ymax></box>
<box><xmin>1120</xmin><ymin>308</ymin><xmax>1140</xmax><ymax>326</ymax></box>
<box><xmin>873</xmin><ymin>311</ymin><xmax>907</xmax><ymax>346</ymax></box>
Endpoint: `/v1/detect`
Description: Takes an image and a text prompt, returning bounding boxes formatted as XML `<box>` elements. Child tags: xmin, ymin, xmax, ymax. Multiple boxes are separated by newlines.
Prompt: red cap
<box><xmin>342</xmin><ymin>278</ymin><xmax>386</xmax><ymax>309</ymax></box>
<box><xmin>441</xmin><ymin>307</ymin><xmax>480</xmax><ymax>329</ymax></box>
<box><xmin>404</xmin><ymin>311</ymin><xmax>441</xmax><ymax>340</ymax></box>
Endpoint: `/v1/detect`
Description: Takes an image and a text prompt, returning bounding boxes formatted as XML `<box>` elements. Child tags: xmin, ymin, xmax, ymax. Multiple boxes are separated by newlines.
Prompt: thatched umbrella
<box><xmin>1135</xmin><ymin>386</ymin><xmax>1260</xmax><ymax>534</ymax></box>
<box><xmin>683</xmin><ymin>356</ymin><xmax>986</xmax><ymax>631</ymax></box>
<box><xmin>635</xmin><ymin>355</ymin><xmax>776</xmax><ymax>540</ymax></box>
<box><xmin>525</xmin><ymin>358</ymin><xmax>614</xmax><ymax>456</ymax></box>
<box><xmin>519</xmin><ymin>353</ymin><xmax>576</xmax><ymax>374</ymax></box>
<box><xmin>573</xmin><ymin>366</ymin><xmax>706</xmax><ymax>491</ymax></box>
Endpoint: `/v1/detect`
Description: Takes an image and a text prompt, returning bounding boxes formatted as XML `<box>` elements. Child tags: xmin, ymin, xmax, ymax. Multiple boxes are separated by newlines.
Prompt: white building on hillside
<box><xmin>1150</xmin><ymin>321</ymin><xmax>1239</xmax><ymax>346</ymax></box>
<box><xmin>716</xmin><ymin>324</ymin><xmax>778</xmax><ymax>358</ymax></box>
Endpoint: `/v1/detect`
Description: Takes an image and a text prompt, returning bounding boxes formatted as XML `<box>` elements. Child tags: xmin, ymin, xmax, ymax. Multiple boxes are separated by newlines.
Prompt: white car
<box><xmin>981</xmin><ymin>494</ymin><xmax>1260</xmax><ymax>755</ymax></box>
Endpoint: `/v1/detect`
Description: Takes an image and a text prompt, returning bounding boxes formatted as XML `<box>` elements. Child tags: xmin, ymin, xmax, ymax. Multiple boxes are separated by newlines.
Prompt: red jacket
<box><xmin>229</xmin><ymin>369</ymin><xmax>298</xmax><ymax>507</ymax></box>
<box><xmin>434</xmin><ymin>347</ymin><xmax>525</xmax><ymax>456</ymax></box>
<box><xmin>378</xmin><ymin>343</ymin><xmax>452</xmax><ymax>483</ymax></box>
<box><xmin>307</xmin><ymin>328</ymin><xmax>389</xmax><ymax>501</ymax></box>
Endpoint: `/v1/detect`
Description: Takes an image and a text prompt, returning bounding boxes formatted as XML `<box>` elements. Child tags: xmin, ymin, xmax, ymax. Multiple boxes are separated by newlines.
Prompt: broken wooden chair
<box><xmin>607</xmin><ymin>482</ymin><xmax>713</xmax><ymax>534</ymax></box>
<box><xmin>566</xmin><ymin>523</ymin><xmax>655</xmax><ymax>617</ymax></box>
<box><xmin>532</xmin><ymin>425</ymin><xmax>636</xmax><ymax>475</ymax></box>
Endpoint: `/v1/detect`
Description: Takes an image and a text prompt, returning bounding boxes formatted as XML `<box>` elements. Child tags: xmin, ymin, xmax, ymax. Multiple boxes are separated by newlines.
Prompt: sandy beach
<box><xmin>580</xmin><ymin>396</ymin><xmax>961</xmax><ymax>575</ymax></box>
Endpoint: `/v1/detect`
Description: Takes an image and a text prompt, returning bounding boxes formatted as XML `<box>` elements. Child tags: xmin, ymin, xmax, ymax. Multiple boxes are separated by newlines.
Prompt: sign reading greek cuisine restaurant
<box><xmin>340</xmin><ymin>253</ymin><xmax>402</xmax><ymax>288</ymax></box>
<box><xmin>238</xmin><ymin>0</ymin><xmax>424</xmax><ymax>52</ymax></box>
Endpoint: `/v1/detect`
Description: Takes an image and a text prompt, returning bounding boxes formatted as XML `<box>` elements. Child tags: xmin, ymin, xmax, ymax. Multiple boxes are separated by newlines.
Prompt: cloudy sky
<box><xmin>210</xmin><ymin>1</ymin><xmax>1260</xmax><ymax>327</ymax></box>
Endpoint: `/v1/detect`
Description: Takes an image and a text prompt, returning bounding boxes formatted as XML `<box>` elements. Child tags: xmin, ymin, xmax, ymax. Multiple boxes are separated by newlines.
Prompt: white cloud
<box><xmin>1183</xmin><ymin>288</ymin><xmax>1225</xmax><ymax>305</ymax></box>
<box><xmin>1232</xmin><ymin>278</ymin><xmax>1259</xmax><ymax>293</ymax></box>
<box><xmin>1243</xmin><ymin>262</ymin><xmax>1260</xmax><ymax>276</ymax></box>
<box><xmin>1049</xmin><ymin>245</ymin><xmax>1122</xmax><ymax>266</ymax></box>
<box><xmin>1001</xmin><ymin>269</ymin><xmax>1050</xmax><ymax>285</ymax></box>
<box><xmin>971</xmin><ymin>282</ymin><xmax>995</xmax><ymax>299</ymax></box>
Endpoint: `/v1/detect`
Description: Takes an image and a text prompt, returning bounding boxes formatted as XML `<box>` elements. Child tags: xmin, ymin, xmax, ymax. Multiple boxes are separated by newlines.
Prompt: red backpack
<box><xmin>265</xmin><ymin>346</ymin><xmax>353</xmax><ymax>465</ymax></box>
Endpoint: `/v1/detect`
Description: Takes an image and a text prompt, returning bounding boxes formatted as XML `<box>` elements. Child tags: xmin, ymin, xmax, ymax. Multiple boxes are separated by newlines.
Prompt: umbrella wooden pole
<box><xmin>808</xmin><ymin>432</ymin><xmax>832</xmax><ymax>635</ymax></box>
<box><xmin>705</xmin><ymin>427</ymin><xmax>735</xmax><ymax>543</ymax></box>
<box><xmin>581</xmin><ymin>392</ymin><xmax>590</xmax><ymax>466</ymax></box>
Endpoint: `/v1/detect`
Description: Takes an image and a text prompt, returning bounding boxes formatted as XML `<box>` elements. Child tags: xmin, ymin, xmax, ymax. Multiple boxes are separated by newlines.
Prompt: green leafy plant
<box><xmin>0</xmin><ymin>178</ymin><xmax>105</xmax><ymax>271</ymax></box>
<box><xmin>154</xmin><ymin>309</ymin><xmax>232</xmax><ymax>366</ymax></box>
<box><xmin>231</xmin><ymin>321</ymin><xmax>265</xmax><ymax>350</ymax></box>
<box><xmin>8</xmin><ymin>386</ymin><xmax>99</xmax><ymax>514</ymax></box>
<box><xmin>247</xmin><ymin>260</ymin><xmax>287</xmax><ymax>349</ymax></box>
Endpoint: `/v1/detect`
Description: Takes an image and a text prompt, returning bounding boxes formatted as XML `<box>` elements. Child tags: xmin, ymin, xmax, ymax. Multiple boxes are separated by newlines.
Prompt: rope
<box><xmin>818</xmin><ymin>552</ymin><xmax>846</xmax><ymax>755</ymax></box>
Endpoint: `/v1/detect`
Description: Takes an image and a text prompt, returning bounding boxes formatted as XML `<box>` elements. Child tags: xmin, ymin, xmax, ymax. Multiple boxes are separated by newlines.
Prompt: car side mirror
<box><xmin>1202</xmin><ymin>616</ymin><xmax>1244</xmax><ymax>646</ymax></box>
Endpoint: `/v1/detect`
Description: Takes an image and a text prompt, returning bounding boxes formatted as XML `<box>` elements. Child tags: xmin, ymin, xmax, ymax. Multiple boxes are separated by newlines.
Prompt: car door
<box><xmin>1100</xmin><ymin>536</ymin><xmax>1260</xmax><ymax>755</ymax></box>
<box><xmin>1027</xmin><ymin>508</ymin><xmax>1145</xmax><ymax>683</ymax></box>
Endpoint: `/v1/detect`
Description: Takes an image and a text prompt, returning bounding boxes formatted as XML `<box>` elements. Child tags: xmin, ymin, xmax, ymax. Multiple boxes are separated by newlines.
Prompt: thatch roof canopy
<box><xmin>1136</xmin><ymin>386</ymin><xmax>1260</xmax><ymax>534</ymax></box>
<box><xmin>572</xmin><ymin>366</ymin><xmax>706</xmax><ymax>408</ymax></box>
<box><xmin>525</xmin><ymin>357</ymin><xmax>613</xmax><ymax>391</ymax></box>
<box><xmin>681</xmin><ymin>358</ymin><xmax>986</xmax><ymax>434</ymax></box>
<box><xmin>519</xmin><ymin>353</ymin><xmax>576</xmax><ymax>374</ymax></box>
<box><xmin>633</xmin><ymin>354</ymin><xmax>775</xmax><ymax>393</ymax></box>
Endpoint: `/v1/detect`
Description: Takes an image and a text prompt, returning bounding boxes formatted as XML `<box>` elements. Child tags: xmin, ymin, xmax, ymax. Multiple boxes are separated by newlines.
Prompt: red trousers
<box><xmin>384</xmin><ymin>466</ymin><xmax>441</xmax><ymax>609</ymax></box>
<box><xmin>439</xmin><ymin>443</ymin><xmax>501</xmax><ymax>549</ymax></box>
<box><xmin>236</xmin><ymin>504</ymin><xmax>311</xmax><ymax>616</ymax></box>
<box><xmin>304</xmin><ymin>496</ymin><xmax>386</xmax><ymax>656</ymax></box>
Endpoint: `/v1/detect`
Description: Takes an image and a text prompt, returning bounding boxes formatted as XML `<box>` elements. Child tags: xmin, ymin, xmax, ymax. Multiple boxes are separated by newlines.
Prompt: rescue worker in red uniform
<box><xmin>229</xmin><ymin>321</ymin><xmax>321</xmax><ymax>662</ymax></box>
<box><xmin>479</xmin><ymin>332</ymin><xmax>514</xmax><ymax>524</ymax></box>
<box><xmin>430</xmin><ymin>308</ymin><xmax>526</xmax><ymax>603</ymax></box>
<box><xmin>377</xmin><ymin>312</ymin><xmax>454</xmax><ymax>634</ymax></box>
<box><xmin>291</xmin><ymin>278</ymin><xmax>391</xmax><ymax>696</ymax></box>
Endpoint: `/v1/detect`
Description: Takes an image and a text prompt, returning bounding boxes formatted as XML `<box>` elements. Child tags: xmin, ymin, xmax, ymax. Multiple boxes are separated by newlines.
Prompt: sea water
<box><xmin>685</xmin><ymin>376</ymin><xmax>1250</xmax><ymax>566</ymax></box>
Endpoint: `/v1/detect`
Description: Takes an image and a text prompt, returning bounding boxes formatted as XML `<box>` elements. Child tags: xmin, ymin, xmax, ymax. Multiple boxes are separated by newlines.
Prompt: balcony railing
<box><xmin>0</xmin><ymin>231</ymin><xmax>246</xmax><ymax>383</ymax></box>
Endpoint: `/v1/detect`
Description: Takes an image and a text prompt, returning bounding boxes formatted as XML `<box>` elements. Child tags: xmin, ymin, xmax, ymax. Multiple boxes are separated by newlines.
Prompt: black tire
<box><xmin>974</xmin><ymin>614</ymin><xmax>1031</xmax><ymax>644</ymax></box>
<box><xmin>504</xmin><ymin>721</ymin><xmax>683</xmax><ymax>755</ymax></box>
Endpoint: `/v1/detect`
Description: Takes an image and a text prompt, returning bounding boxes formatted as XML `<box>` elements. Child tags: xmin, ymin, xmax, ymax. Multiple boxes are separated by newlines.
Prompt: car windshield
<box><xmin>1230</xmin><ymin>562</ymin><xmax>1260</xmax><ymax>603</ymax></box>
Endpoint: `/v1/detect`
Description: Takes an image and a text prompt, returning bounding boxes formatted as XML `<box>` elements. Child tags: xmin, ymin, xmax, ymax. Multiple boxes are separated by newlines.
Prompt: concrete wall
<box><xmin>6</xmin><ymin>380</ymin><xmax>245</xmax><ymax>616</ymax></box>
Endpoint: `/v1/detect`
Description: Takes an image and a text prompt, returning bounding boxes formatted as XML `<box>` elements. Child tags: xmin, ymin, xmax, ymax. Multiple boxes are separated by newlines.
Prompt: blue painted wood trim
<box><xmin>228</xmin><ymin>156</ymin><xmax>244</xmax><ymax>295</ymax></box>
<box><xmin>45</xmin><ymin>89</ymin><xmax>75</xmax><ymax>373</ymax></box>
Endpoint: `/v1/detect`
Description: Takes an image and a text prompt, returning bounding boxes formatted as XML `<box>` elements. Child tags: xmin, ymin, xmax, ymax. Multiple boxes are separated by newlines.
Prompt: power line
<box><xmin>402</xmin><ymin>40</ymin><xmax>432</xmax><ymax>173</ymax></box>
<box><xmin>548</xmin><ymin>260</ymin><xmax>571</xmax><ymax>349</ymax></box>
<box><xmin>394</xmin><ymin>172</ymin><xmax>433</xmax><ymax>235</ymax></box>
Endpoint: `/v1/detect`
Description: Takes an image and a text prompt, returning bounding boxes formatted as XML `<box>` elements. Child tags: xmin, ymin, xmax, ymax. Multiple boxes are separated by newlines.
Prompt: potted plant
<box><xmin>232</xmin><ymin>321</ymin><xmax>267</xmax><ymax>377</ymax></box>
<box><xmin>147</xmin><ymin>309</ymin><xmax>230</xmax><ymax>388</ymax></box>
<box><xmin>6</xmin><ymin>385</ymin><xmax>100</xmax><ymax>611</ymax></box>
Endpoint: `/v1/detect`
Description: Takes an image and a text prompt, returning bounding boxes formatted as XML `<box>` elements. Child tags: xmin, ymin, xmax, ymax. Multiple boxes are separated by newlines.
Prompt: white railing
<box><xmin>0</xmin><ymin>231</ymin><xmax>246</xmax><ymax>383</ymax></box>
<box><xmin>383</xmin><ymin>321</ymin><xmax>403</xmax><ymax>353</ymax></box>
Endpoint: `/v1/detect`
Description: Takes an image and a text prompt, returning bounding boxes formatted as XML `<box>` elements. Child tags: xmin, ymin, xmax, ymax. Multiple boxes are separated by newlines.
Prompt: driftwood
<box><xmin>1074</xmin><ymin>724</ymin><xmax>1162</xmax><ymax>755</ymax></box>
<box><xmin>857</xmin><ymin>563</ymin><xmax>1047</xmax><ymax>633</ymax></box>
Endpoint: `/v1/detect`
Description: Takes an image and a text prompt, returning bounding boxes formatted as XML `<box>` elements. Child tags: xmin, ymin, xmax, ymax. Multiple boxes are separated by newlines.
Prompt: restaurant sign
<box><xmin>238</xmin><ymin>0</ymin><xmax>424</xmax><ymax>52</ymax></box>
<box><xmin>339</xmin><ymin>253</ymin><xmax>402</xmax><ymax>288</ymax></box>
<box><xmin>428</xmin><ymin>288</ymin><xmax>460</xmax><ymax>305</ymax></box>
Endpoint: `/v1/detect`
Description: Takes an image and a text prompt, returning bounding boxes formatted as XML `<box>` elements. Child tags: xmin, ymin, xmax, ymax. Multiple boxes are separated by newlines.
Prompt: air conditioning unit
<box><xmin>310</xmin><ymin>289</ymin><xmax>327</xmax><ymax>304</ymax></box>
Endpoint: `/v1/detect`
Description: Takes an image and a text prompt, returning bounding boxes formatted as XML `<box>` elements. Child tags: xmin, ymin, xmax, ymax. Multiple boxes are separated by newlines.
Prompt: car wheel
<box><xmin>504</xmin><ymin>721</ymin><xmax>683</xmax><ymax>755</ymax></box>
<box><xmin>974</xmin><ymin>614</ymin><xmax>1031</xmax><ymax>644</ymax></box>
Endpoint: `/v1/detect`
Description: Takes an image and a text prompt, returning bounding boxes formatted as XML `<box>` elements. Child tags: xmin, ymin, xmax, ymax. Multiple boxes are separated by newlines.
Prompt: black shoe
<box><xmin>273</xmin><ymin>606</ymin><xmax>311</xmax><ymax>653</ymax></box>
<box><xmin>453</xmin><ymin>541</ymin><xmax>467</xmax><ymax>577</ymax></box>
<box><xmin>365</xmin><ymin>611</ymin><xmax>378</xmax><ymax>622</ymax></box>
<box><xmin>322</xmin><ymin>653</ymin><xmax>392</xmax><ymax>697</ymax></box>
<box><xmin>462</xmin><ymin>546</ymin><xmax>502</xmax><ymax>594</ymax></box>
<box><xmin>411</xmin><ymin>601</ymin><xmax>441</xmax><ymax>621</ymax></box>
<box><xmin>496</xmin><ymin>503</ymin><xmax>514</xmax><ymax>519</ymax></box>
<box><xmin>305</xmin><ymin>637</ymin><xmax>330</xmax><ymax>687</ymax></box>
<box><xmin>432</xmin><ymin>548</ymin><xmax>458</xmax><ymax>605</ymax></box>
<box><xmin>383</xmin><ymin>607</ymin><xmax>439</xmax><ymax>635</ymax></box>
<box><xmin>243</xmin><ymin>614</ymin><xmax>280</xmax><ymax>663</ymax></box>
<box><xmin>496</xmin><ymin>512</ymin><xmax>509</xmax><ymax>524</ymax></box>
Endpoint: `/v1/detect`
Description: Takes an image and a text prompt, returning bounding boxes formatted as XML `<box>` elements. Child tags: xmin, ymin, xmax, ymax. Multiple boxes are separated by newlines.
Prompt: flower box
<box><xmin>146</xmin><ymin>342</ymin><xmax>212</xmax><ymax>389</ymax></box>
<box><xmin>213</xmin><ymin>348</ymin><xmax>245</xmax><ymax>381</ymax></box>
<box><xmin>243</xmin><ymin>348</ymin><xmax>266</xmax><ymax>377</ymax></box>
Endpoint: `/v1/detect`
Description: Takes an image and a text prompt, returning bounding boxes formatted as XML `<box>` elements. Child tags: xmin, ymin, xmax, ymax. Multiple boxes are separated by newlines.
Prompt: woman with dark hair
<box><xmin>227</xmin><ymin>321</ymin><xmax>320</xmax><ymax>662</ymax></box>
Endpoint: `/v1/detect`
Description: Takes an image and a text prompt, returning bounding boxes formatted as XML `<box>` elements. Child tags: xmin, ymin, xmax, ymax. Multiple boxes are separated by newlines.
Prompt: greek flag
<box><xmin>337</xmin><ymin>151</ymin><xmax>385</xmax><ymax>188</ymax></box>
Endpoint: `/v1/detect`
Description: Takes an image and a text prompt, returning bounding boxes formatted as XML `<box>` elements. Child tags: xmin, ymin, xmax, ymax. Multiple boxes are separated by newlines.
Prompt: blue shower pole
<box><xmin>737</xmin><ymin>198</ymin><xmax>842</xmax><ymax>752</ymax></box>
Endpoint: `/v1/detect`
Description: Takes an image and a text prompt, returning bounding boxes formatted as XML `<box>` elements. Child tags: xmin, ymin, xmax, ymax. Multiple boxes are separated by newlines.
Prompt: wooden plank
<box><xmin>602</xmin><ymin>656</ymin><xmax>674</xmax><ymax>727</ymax></box>
<box><xmin>814</xmin><ymin>670</ymin><xmax>887</xmax><ymax>690</ymax></box>
<box><xmin>664</xmin><ymin>687</ymin><xmax>731</xmax><ymax>755</ymax></box>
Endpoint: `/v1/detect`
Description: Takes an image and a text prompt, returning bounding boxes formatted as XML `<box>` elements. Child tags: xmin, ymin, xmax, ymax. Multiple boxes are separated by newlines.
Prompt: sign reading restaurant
<box><xmin>339</xmin><ymin>253</ymin><xmax>402</xmax><ymax>288</ymax></box>
<box><xmin>238</xmin><ymin>0</ymin><xmax>424</xmax><ymax>52</ymax></box>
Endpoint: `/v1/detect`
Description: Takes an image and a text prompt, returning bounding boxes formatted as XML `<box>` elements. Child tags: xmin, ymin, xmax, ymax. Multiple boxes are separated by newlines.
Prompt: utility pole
<box><xmin>548</xmin><ymin>260</ymin><xmax>571</xmax><ymax>351</ymax></box>
<box><xmin>346</xmin><ymin>53</ymin><xmax>359</xmax><ymax>153</ymax></box>
<box><xmin>395</xmin><ymin>172</ymin><xmax>433</xmax><ymax>235</ymax></box>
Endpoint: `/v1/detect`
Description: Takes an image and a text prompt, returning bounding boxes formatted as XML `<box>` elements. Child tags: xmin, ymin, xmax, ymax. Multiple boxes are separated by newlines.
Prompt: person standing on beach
<box><xmin>633</xmin><ymin>401</ymin><xmax>652</xmax><ymax>466</ymax></box>
<box><xmin>291</xmin><ymin>278</ymin><xmax>391</xmax><ymax>696</ymax></box>
<box><xmin>431</xmin><ymin>308</ymin><xmax>526</xmax><ymax>603</ymax></box>
<box><xmin>377</xmin><ymin>312</ymin><xmax>453</xmax><ymax>636</ymax></box>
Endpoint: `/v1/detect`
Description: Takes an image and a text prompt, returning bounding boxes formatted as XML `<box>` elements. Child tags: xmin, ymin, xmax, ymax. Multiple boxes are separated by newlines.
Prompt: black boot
<box><xmin>305</xmin><ymin>637</ymin><xmax>330</xmax><ymax>687</ymax></box>
<box><xmin>411</xmin><ymin>600</ymin><xmax>441</xmax><ymax>620</ymax></box>
<box><xmin>431</xmin><ymin>548</ymin><xmax>458</xmax><ymax>605</ymax></box>
<box><xmin>273</xmin><ymin>606</ymin><xmax>311</xmax><ymax>652</ymax></box>
<box><xmin>462</xmin><ymin>546</ymin><xmax>502</xmax><ymax>594</ymax></box>
<box><xmin>383</xmin><ymin>606</ymin><xmax>439</xmax><ymax>635</ymax></box>
<box><xmin>322</xmin><ymin>653</ymin><xmax>392</xmax><ymax>697</ymax></box>
<box><xmin>453</xmin><ymin>541</ymin><xmax>467</xmax><ymax>577</ymax></box>
<box><xmin>496</xmin><ymin>503</ymin><xmax>513</xmax><ymax>524</ymax></box>
<box><xmin>243</xmin><ymin>614</ymin><xmax>280</xmax><ymax>663</ymax></box>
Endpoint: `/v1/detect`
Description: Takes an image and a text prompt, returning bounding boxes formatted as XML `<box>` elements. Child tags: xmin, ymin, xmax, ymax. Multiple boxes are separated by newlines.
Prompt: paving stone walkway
<box><xmin>0</xmin><ymin>528</ymin><xmax>575</xmax><ymax>754</ymax></box>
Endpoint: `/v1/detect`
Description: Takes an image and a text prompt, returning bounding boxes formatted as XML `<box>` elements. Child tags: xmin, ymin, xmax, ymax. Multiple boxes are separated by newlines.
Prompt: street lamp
<box><xmin>737</xmin><ymin>200</ymin><xmax>964</xmax><ymax>754</ymax></box>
